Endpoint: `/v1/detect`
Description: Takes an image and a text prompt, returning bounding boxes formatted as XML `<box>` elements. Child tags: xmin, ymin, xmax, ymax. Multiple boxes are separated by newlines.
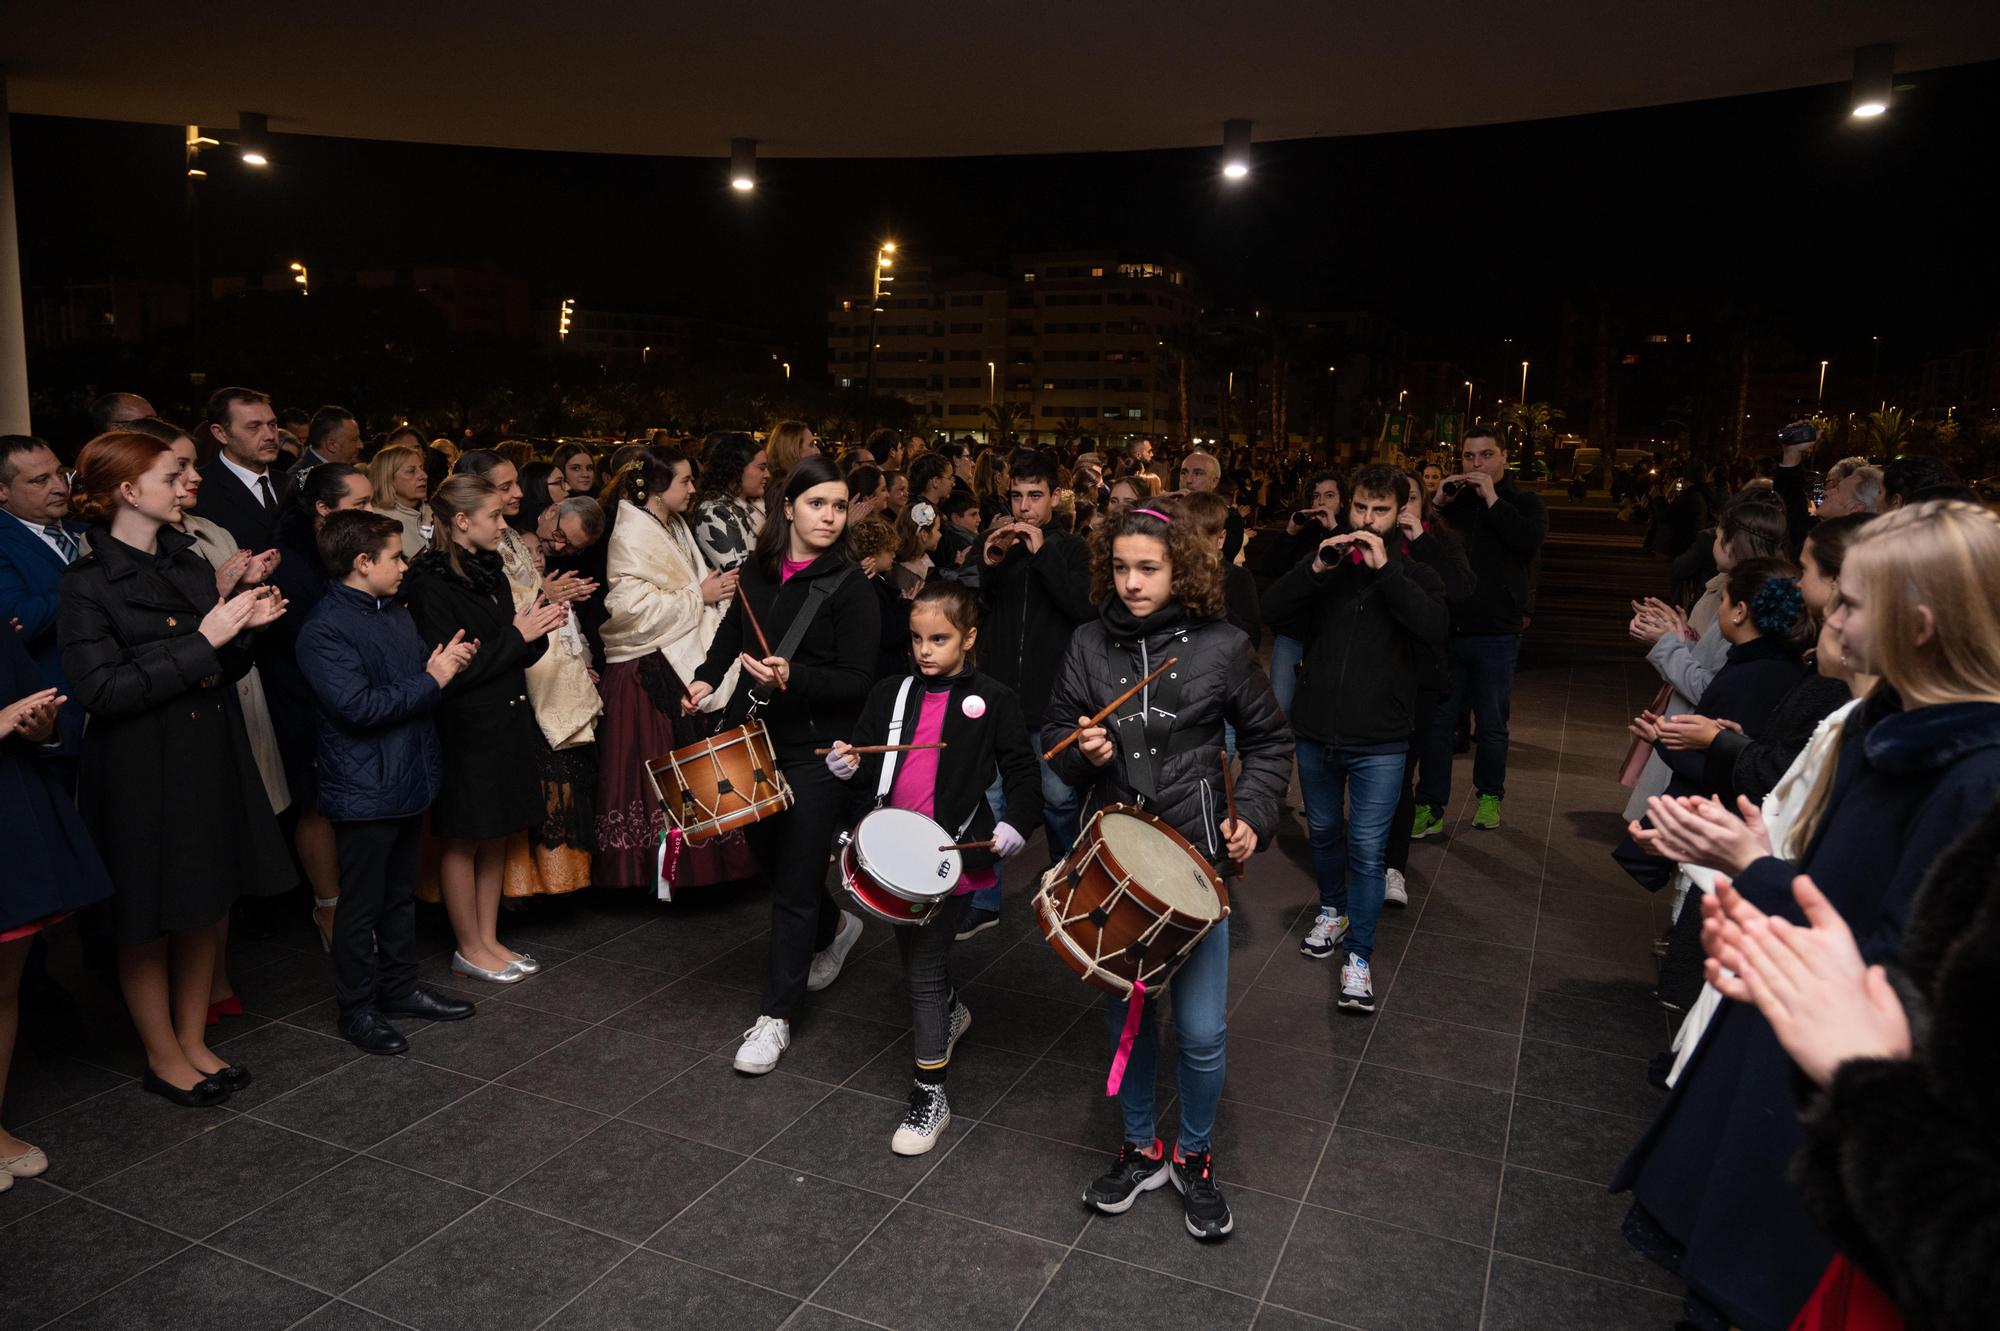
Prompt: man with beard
<box><xmin>1261</xmin><ymin>465</ymin><xmax>1448</xmax><ymax>1012</ymax></box>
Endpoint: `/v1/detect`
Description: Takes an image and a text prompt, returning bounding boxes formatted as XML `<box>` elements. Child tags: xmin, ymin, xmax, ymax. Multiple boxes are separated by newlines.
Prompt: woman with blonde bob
<box><xmin>368</xmin><ymin>444</ymin><xmax>433</xmax><ymax>558</ymax></box>
<box><xmin>1612</xmin><ymin>499</ymin><xmax>2000</xmax><ymax>1331</ymax></box>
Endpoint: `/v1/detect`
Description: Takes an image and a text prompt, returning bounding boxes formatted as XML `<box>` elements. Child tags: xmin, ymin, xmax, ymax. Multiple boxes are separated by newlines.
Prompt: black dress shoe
<box><xmin>208</xmin><ymin>1065</ymin><xmax>253</xmax><ymax>1092</ymax></box>
<box><xmin>338</xmin><ymin>1008</ymin><xmax>410</xmax><ymax>1056</ymax></box>
<box><xmin>142</xmin><ymin>1069</ymin><xmax>231</xmax><ymax>1107</ymax></box>
<box><xmin>377</xmin><ymin>986</ymin><xmax>475</xmax><ymax>1023</ymax></box>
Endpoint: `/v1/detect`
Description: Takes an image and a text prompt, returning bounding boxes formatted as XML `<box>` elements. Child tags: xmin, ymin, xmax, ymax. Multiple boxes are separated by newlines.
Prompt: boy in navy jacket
<box><xmin>296</xmin><ymin>511</ymin><xmax>479</xmax><ymax>1053</ymax></box>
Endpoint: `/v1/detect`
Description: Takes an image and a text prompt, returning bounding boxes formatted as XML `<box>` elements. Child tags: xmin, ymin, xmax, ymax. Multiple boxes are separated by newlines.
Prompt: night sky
<box><xmin>14</xmin><ymin>58</ymin><xmax>1998</xmax><ymax>376</ymax></box>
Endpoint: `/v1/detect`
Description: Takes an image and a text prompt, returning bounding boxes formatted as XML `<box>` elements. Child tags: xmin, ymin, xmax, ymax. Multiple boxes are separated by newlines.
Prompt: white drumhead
<box><xmin>854</xmin><ymin>808</ymin><xmax>961</xmax><ymax>901</ymax></box>
<box><xmin>1099</xmin><ymin>812</ymin><xmax>1221</xmax><ymax>919</ymax></box>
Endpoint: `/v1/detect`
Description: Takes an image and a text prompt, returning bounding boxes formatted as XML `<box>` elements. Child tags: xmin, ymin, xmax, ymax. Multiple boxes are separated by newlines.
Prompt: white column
<box><xmin>0</xmin><ymin>68</ymin><xmax>29</xmax><ymax>434</ymax></box>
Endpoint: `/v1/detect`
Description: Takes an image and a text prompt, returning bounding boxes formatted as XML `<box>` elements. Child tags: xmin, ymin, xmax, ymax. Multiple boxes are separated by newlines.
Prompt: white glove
<box><xmin>825</xmin><ymin>744</ymin><xmax>858</xmax><ymax>780</ymax></box>
<box><xmin>992</xmin><ymin>821</ymin><xmax>1025</xmax><ymax>858</ymax></box>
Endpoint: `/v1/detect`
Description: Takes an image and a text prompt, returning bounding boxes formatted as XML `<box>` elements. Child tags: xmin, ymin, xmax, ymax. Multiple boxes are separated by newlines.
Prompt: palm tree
<box><xmin>1859</xmin><ymin>407</ymin><xmax>1909</xmax><ymax>457</ymax></box>
<box><xmin>1054</xmin><ymin>414</ymin><xmax>1087</xmax><ymax>449</ymax></box>
<box><xmin>1157</xmin><ymin>322</ymin><xmax>1201</xmax><ymax>444</ymax></box>
<box><xmin>1495</xmin><ymin>401</ymin><xmax>1567</xmax><ymax>468</ymax></box>
<box><xmin>981</xmin><ymin>401</ymin><xmax>1032</xmax><ymax>448</ymax></box>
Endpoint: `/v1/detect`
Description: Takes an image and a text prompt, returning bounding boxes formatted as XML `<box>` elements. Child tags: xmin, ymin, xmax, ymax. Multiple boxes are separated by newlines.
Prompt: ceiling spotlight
<box><xmin>1850</xmin><ymin>44</ymin><xmax>1894</xmax><ymax>118</ymax></box>
<box><xmin>1222</xmin><ymin>119</ymin><xmax>1252</xmax><ymax>180</ymax></box>
<box><xmin>730</xmin><ymin>137</ymin><xmax>757</xmax><ymax>191</ymax></box>
<box><xmin>239</xmin><ymin>111</ymin><xmax>269</xmax><ymax>166</ymax></box>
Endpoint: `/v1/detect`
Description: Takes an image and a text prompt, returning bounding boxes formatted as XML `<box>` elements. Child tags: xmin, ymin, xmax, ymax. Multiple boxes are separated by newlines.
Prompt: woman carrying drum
<box><xmin>595</xmin><ymin>447</ymin><xmax>746</xmax><ymax>890</ymax></box>
<box><xmin>825</xmin><ymin>582</ymin><xmax>1043</xmax><ymax>1155</ymax></box>
<box><xmin>685</xmin><ymin>455</ymin><xmax>880</xmax><ymax>1076</ymax></box>
<box><xmin>1044</xmin><ymin>500</ymin><xmax>1292</xmax><ymax>1241</ymax></box>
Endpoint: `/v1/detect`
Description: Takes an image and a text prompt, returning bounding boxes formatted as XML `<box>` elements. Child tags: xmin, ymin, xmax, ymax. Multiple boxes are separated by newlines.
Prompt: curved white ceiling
<box><xmin>5</xmin><ymin>0</ymin><xmax>1997</xmax><ymax>157</ymax></box>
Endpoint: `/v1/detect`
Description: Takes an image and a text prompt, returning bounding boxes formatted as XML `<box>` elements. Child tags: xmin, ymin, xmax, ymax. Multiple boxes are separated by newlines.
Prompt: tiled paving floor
<box><xmin>0</xmin><ymin>668</ymin><xmax>1685</xmax><ymax>1331</ymax></box>
<box><xmin>3</xmin><ymin>497</ymin><xmax>1697</xmax><ymax>1330</ymax></box>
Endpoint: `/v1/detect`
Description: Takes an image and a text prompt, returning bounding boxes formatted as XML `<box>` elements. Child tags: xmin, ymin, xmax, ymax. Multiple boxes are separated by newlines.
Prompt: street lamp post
<box><xmin>1463</xmin><ymin>379</ymin><xmax>1473</xmax><ymax>426</ymax></box>
<box><xmin>862</xmin><ymin>240</ymin><xmax>896</xmax><ymax>443</ymax></box>
<box><xmin>289</xmin><ymin>261</ymin><xmax>309</xmax><ymax>297</ymax></box>
<box><xmin>1818</xmin><ymin>360</ymin><xmax>1829</xmax><ymax>403</ymax></box>
<box><xmin>1519</xmin><ymin>360</ymin><xmax>1529</xmax><ymax>405</ymax></box>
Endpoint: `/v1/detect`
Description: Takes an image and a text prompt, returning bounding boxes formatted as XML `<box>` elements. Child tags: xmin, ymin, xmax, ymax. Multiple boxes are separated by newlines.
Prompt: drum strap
<box><xmin>1108</xmin><ymin>630</ymin><xmax>1194</xmax><ymax>807</ymax></box>
<box><xmin>875</xmin><ymin>677</ymin><xmax>917</xmax><ymax>804</ymax></box>
<box><xmin>773</xmin><ymin>564</ymin><xmax>853</xmax><ymax>660</ymax></box>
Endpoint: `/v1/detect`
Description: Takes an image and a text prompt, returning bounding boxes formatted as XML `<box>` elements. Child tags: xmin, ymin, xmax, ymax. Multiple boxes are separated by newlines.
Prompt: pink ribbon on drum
<box><xmin>1105</xmin><ymin>980</ymin><xmax>1146</xmax><ymax>1096</ymax></box>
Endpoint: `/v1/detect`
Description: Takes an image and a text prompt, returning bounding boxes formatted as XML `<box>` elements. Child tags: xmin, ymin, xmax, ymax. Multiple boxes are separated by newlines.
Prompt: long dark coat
<box><xmin>402</xmin><ymin>547</ymin><xmax>548</xmax><ymax>840</ymax></box>
<box><xmin>1611</xmin><ymin>693</ymin><xmax>2000</xmax><ymax>1331</ymax></box>
<box><xmin>57</xmin><ymin>527</ymin><xmax>294</xmax><ymax>944</ymax></box>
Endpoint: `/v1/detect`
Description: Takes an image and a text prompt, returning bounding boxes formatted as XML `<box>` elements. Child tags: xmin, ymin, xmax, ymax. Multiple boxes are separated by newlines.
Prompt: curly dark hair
<box><xmin>1086</xmin><ymin>499</ymin><xmax>1225</xmax><ymax>620</ymax></box>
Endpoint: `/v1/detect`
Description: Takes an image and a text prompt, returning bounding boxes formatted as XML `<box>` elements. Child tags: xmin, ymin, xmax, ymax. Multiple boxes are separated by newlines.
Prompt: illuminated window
<box><xmin>1647</xmin><ymin>333</ymin><xmax>1670</xmax><ymax>344</ymax></box>
<box><xmin>1090</xmin><ymin>266</ymin><xmax>1104</xmax><ymax>278</ymax></box>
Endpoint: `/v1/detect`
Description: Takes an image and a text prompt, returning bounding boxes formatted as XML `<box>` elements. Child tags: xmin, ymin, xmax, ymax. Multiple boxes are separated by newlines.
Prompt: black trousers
<box><xmin>330</xmin><ymin>815</ymin><xmax>423</xmax><ymax>1018</ymax></box>
<box><xmin>1386</xmin><ymin>690</ymin><xmax>1441</xmax><ymax>873</ymax></box>
<box><xmin>756</xmin><ymin>761</ymin><xmax>847</xmax><ymax>1020</ymax></box>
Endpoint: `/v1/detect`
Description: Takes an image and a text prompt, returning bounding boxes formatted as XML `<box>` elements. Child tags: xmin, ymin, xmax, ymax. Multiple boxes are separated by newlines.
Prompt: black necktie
<box><xmin>256</xmin><ymin>475</ymin><xmax>275</xmax><ymax>509</ymax></box>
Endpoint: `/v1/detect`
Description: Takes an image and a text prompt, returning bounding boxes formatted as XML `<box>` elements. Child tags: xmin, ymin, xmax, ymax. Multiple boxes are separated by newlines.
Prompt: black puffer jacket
<box><xmin>1043</xmin><ymin>606</ymin><xmax>1292</xmax><ymax>868</ymax></box>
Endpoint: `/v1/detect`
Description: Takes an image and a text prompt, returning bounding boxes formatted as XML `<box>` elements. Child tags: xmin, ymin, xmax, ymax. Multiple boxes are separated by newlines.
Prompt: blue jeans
<box><xmin>1416</xmin><ymin>633</ymin><xmax>1520</xmax><ymax>807</ymax></box>
<box><xmin>970</xmin><ymin>757</ymin><xmax>1080</xmax><ymax>912</ymax></box>
<box><xmin>1269</xmin><ymin>634</ymin><xmax>1305</xmax><ymax>717</ymax></box>
<box><xmin>1103</xmin><ymin>917</ymin><xmax>1228</xmax><ymax>1154</ymax></box>
<box><xmin>1295</xmin><ymin>743</ymin><xmax>1406</xmax><ymax>963</ymax></box>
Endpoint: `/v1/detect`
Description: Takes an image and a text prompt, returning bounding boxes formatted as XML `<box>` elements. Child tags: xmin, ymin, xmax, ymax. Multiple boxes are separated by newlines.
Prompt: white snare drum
<box><xmin>838</xmin><ymin>807</ymin><xmax>963</xmax><ymax>926</ymax></box>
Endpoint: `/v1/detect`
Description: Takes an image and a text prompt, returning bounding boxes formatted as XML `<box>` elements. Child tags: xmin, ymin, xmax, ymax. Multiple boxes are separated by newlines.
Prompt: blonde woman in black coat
<box><xmin>58</xmin><ymin>431</ymin><xmax>291</xmax><ymax>1107</ymax></box>
<box><xmin>403</xmin><ymin>476</ymin><xmax>567</xmax><ymax>985</ymax></box>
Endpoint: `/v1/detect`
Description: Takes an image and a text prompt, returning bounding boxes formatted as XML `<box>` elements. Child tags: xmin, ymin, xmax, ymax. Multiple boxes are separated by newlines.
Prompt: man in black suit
<box><xmin>298</xmin><ymin>405</ymin><xmax>361</xmax><ymax>470</ymax></box>
<box><xmin>199</xmin><ymin>386</ymin><xmax>283</xmax><ymax>552</ymax></box>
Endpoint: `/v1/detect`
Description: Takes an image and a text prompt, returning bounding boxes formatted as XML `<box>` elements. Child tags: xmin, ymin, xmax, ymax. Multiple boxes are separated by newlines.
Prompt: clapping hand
<box><xmin>0</xmin><ymin>686</ymin><xmax>64</xmax><ymax>742</ymax></box>
<box><xmin>199</xmin><ymin>585</ymin><xmax>286</xmax><ymax>648</ymax></box>
<box><xmin>214</xmin><ymin>549</ymin><xmax>251</xmax><ymax>599</ymax></box>
<box><xmin>1657</xmin><ymin>714</ymin><xmax>1730</xmax><ymax>751</ymax></box>
<box><xmin>541</xmin><ymin>570</ymin><xmax>599</xmax><ymax>605</ymax></box>
<box><xmin>241</xmin><ymin>547</ymin><xmax>282</xmax><ymax>586</ymax></box>
<box><xmin>512</xmin><ymin>596</ymin><xmax>569</xmax><ymax>642</ymax></box>
<box><xmin>1631</xmin><ymin>792</ymin><xmax>1773</xmax><ymax>874</ymax></box>
<box><xmin>425</xmin><ymin>629</ymin><xmax>480</xmax><ymax>687</ymax></box>
<box><xmin>1700</xmin><ymin>874</ymin><xmax>1911</xmax><ymax>1087</ymax></box>
<box><xmin>1627</xmin><ymin>709</ymin><xmax>1663</xmax><ymax>744</ymax></box>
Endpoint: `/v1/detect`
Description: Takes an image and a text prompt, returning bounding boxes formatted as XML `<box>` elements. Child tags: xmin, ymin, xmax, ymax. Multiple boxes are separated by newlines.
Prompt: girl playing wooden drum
<box><xmin>1043</xmin><ymin>501</ymin><xmax>1292</xmax><ymax>1241</ymax></box>
<box><xmin>685</xmin><ymin>455</ymin><xmax>879</xmax><ymax>1075</ymax></box>
<box><xmin>825</xmin><ymin>582</ymin><xmax>1043</xmax><ymax>1155</ymax></box>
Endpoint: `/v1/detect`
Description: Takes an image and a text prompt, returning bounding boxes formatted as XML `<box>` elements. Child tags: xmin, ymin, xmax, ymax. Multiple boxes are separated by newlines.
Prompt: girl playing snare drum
<box><xmin>825</xmin><ymin>582</ymin><xmax>1042</xmax><ymax>1153</ymax></box>
<box><xmin>1043</xmin><ymin>501</ymin><xmax>1293</xmax><ymax>1241</ymax></box>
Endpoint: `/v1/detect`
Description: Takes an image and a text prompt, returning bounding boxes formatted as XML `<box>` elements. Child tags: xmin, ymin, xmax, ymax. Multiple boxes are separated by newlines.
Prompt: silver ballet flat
<box><xmin>451</xmin><ymin>951</ymin><xmax>525</xmax><ymax>985</ymax></box>
<box><xmin>505</xmin><ymin>953</ymin><xmax>541</xmax><ymax>977</ymax></box>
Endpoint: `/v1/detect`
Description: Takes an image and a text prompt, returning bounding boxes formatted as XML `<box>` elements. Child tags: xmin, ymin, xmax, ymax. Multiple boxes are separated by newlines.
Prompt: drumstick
<box><xmin>938</xmin><ymin>839</ymin><xmax>994</xmax><ymax>853</ymax></box>
<box><xmin>1042</xmin><ymin>656</ymin><xmax>1179</xmax><ymax>762</ymax></box>
<box><xmin>736</xmin><ymin>594</ymin><xmax>785</xmax><ymax>692</ymax></box>
<box><xmin>811</xmin><ymin>742</ymin><xmax>949</xmax><ymax>756</ymax></box>
<box><xmin>1219</xmin><ymin>749</ymin><xmax>1241</xmax><ymax>878</ymax></box>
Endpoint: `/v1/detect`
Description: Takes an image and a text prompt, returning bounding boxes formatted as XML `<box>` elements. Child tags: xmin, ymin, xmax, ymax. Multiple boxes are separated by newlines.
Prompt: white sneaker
<box><xmin>891</xmin><ymin>1081</ymin><xmax>951</xmax><ymax>1156</ymax></box>
<box><xmin>733</xmin><ymin>1015</ymin><xmax>791</xmax><ymax>1074</ymax></box>
<box><xmin>1301</xmin><ymin>908</ymin><xmax>1349</xmax><ymax>959</ymax></box>
<box><xmin>1338</xmin><ymin>954</ymin><xmax>1376</xmax><ymax>1014</ymax></box>
<box><xmin>806</xmin><ymin>910</ymin><xmax>863</xmax><ymax>992</ymax></box>
<box><xmin>1384</xmin><ymin>869</ymin><xmax>1408</xmax><ymax>908</ymax></box>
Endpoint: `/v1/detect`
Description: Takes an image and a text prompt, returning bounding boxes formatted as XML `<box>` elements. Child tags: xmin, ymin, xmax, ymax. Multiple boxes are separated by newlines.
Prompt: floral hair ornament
<box><xmin>909</xmin><ymin>501</ymin><xmax>938</xmax><ymax>530</ymax></box>
<box><xmin>1133</xmin><ymin>507</ymin><xmax>1174</xmax><ymax>523</ymax></box>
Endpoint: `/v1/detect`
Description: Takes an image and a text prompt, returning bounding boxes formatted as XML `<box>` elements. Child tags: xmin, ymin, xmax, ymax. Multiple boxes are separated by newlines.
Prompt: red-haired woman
<box><xmin>58</xmin><ymin>431</ymin><xmax>293</xmax><ymax>1106</ymax></box>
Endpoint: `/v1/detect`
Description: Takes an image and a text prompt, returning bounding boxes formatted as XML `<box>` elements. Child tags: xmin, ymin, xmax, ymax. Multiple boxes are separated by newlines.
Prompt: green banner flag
<box><xmin>1379</xmin><ymin>412</ymin><xmax>1407</xmax><ymax>448</ymax></box>
<box><xmin>1436</xmin><ymin>412</ymin><xmax>1460</xmax><ymax>447</ymax></box>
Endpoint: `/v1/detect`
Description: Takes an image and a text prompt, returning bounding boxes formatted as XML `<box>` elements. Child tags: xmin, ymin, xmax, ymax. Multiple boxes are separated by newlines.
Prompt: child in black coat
<box><xmin>826</xmin><ymin>582</ymin><xmax>1041</xmax><ymax>1154</ymax></box>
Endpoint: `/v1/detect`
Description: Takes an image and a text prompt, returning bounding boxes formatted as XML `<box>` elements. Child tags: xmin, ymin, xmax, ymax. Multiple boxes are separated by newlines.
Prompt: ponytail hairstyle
<box><xmin>1802</xmin><ymin>512</ymin><xmax>1869</xmax><ymax>585</ymax></box>
<box><xmin>911</xmin><ymin>580</ymin><xmax>980</xmax><ymax>661</ymax></box>
<box><xmin>1086</xmin><ymin>498</ymin><xmax>1224</xmax><ymax>619</ymax></box>
<box><xmin>426</xmin><ymin>473</ymin><xmax>501</xmax><ymax>579</ymax></box>
<box><xmin>751</xmin><ymin>453</ymin><xmax>848</xmax><ymax>580</ymax></box>
<box><xmin>277</xmin><ymin>461</ymin><xmax>367</xmax><ymax>548</ymax></box>
<box><xmin>1725</xmin><ymin>557</ymin><xmax>1811</xmax><ymax>649</ymax></box>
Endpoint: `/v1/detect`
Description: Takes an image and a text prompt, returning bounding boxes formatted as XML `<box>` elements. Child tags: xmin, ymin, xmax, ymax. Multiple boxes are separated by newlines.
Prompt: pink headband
<box><xmin>1133</xmin><ymin>507</ymin><xmax>1173</xmax><ymax>523</ymax></box>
